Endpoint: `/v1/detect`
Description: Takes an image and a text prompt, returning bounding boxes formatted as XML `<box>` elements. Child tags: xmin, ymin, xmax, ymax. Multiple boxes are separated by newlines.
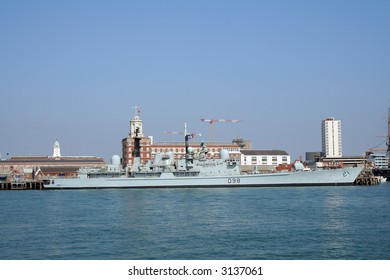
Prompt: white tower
<box><xmin>130</xmin><ymin>106</ymin><xmax>144</xmax><ymax>138</ymax></box>
<box><xmin>322</xmin><ymin>117</ymin><xmax>342</xmax><ymax>157</ymax></box>
<box><xmin>53</xmin><ymin>139</ymin><xmax>61</xmax><ymax>157</ymax></box>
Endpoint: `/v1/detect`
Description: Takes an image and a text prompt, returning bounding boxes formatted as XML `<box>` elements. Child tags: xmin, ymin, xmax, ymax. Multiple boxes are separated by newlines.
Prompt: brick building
<box><xmin>121</xmin><ymin>110</ymin><xmax>241</xmax><ymax>167</ymax></box>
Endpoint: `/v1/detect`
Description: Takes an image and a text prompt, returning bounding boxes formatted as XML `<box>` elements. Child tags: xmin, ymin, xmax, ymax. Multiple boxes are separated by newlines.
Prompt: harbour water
<box><xmin>1</xmin><ymin>183</ymin><xmax>390</xmax><ymax>260</ymax></box>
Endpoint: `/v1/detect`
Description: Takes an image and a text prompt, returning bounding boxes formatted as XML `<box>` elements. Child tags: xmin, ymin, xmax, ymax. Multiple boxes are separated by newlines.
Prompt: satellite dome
<box><xmin>111</xmin><ymin>155</ymin><xmax>121</xmax><ymax>165</ymax></box>
<box><xmin>294</xmin><ymin>161</ymin><xmax>305</xmax><ymax>171</ymax></box>
<box><xmin>219</xmin><ymin>149</ymin><xmax>230</xmax><ymax>160</ymax></box>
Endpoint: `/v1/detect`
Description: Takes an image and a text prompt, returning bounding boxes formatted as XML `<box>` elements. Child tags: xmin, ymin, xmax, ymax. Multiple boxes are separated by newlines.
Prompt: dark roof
<box><xmin>241</xmin><ymin>150</ymin><xmax>289</xmax><ymax>156</ymax></box>
<box><xmin>40</xmin><ymin>166</ymin><xmax>80</xmax><ymax>173</ymax></box>
<box><xmin>0</xmin><ymin>156</ymin><xmax>105</xmax><ymax>164</ymax></box>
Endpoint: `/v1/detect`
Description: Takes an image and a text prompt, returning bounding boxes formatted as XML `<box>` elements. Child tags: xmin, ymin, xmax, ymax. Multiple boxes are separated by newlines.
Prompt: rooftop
<box><xmin>241</xmin><ymin>150</ymin><xmax>289</xmax><ymax>156</ymax></box>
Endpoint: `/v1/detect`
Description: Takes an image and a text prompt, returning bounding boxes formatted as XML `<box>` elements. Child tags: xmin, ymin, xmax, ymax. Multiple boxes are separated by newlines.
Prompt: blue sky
<box><xmin>1</xmin><ymin>0</ymin><xmax>389</xmax><ymax>161</ymax></box>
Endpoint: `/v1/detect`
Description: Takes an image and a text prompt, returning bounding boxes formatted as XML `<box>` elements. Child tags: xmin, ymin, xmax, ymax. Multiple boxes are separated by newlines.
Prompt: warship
<box><xmin>43</xmin><ymin>129</ymin><xmax>362</xmax><ymax>189</ymax></box>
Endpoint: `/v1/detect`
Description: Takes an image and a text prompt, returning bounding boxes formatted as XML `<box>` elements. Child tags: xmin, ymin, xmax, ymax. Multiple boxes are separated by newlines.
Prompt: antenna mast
<box><xmin>133</xmin><ymin>106</ymin><xmax>141</xmax><ymax>117</ymax></box>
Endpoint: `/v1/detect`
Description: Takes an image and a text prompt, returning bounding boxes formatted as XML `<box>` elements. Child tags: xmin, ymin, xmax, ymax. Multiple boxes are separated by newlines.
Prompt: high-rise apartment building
<box><xmin>322</xmin><ymin>117</ymin><xmax>342</xmax><ymax>157</ymax></box>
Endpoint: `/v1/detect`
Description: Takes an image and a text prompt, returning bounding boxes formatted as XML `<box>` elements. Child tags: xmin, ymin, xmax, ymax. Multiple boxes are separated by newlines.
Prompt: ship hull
<box><xmin>44</xmin><ymin>167</ymin><xmax>362</xmax><ymax>189</ymax></box>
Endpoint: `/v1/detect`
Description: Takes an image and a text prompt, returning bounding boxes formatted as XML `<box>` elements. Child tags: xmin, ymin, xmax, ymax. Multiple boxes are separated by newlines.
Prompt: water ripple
<box><xmin>1</xmin><ymin>184</ymin><xmax>390</xmax><ymax>259</ymax></box>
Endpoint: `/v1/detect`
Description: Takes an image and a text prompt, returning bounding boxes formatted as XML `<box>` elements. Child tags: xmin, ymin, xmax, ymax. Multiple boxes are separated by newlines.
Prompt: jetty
<box><xmin>0</xmin><ymin>179</ymin><xmax>44</xmax><ymax>190</ymax></box>
<box><xmin>354</xmin><ymin>166</ymin><xmax>384</xmax><ymax>186</ymax></box>
<box><xmin>354</xmin><ymin>176</ymin><xmax>382</xmax><ymax>186</ymax></box>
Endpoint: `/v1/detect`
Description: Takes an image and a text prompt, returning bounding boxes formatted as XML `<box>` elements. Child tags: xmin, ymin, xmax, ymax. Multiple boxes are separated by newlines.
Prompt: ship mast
<box><xmin>132</xmin><ymin>127</ymin><xmax>141</xmax><ymax>158</ymax></box>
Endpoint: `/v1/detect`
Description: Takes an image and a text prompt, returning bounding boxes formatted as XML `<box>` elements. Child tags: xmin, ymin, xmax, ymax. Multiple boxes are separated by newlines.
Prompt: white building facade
<box><xmin>322</xmin><ymin>117</ymin><xmax>342</xmax><ymax>158</ymax></box>
<box><xmin>241</xmin><ymin>150</ymin><xmax>290</xmax><ymax>171</ymax></box>
<box><xmin>368</xmin><ymin>153</ymin><xmax>389</xmax><ymax>169</ymax></box>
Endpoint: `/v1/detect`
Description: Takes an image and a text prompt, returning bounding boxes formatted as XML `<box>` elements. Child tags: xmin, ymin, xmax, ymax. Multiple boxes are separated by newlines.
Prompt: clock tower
<box><xmin>122</xmin><ymin>106</ymin><xmax>152</xmax><ymax>167</ymax></box>
<box><xmin>130</xmin><ymin>106</ymin><xmax>143</xmax><ymax>138</ymax></box>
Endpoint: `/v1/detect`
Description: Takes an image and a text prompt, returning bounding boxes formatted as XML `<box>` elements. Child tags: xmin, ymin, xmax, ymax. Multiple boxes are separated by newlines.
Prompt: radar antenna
<box><xmin>164</xmin><ymin>124</ymin><xmax>201</xmax><ymax>169</ymax></box>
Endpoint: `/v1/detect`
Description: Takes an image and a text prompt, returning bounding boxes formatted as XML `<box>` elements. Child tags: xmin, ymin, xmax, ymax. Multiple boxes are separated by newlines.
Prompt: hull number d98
<box><xmin>228</xmin><ymin>178</ymin><xmax>241</xmax><ymax>184</ymax></box>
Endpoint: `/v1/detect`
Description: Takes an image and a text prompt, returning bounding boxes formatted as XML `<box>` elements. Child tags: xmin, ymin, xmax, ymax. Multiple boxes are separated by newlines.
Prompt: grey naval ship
<box><xmin>44</xmin><ymin>129</ymin><xmax>362</xmax><ymax>189</ymax></box>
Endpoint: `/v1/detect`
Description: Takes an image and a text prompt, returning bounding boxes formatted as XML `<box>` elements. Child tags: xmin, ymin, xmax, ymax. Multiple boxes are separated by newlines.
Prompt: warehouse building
<box><xmin>0</xmin><ymin>140</ymin><xmax>105</xmax><ymax>178</ymax></box>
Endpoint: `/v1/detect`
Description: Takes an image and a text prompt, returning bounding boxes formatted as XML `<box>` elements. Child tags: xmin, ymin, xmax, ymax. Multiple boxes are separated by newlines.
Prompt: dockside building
<box><xmin>240</xmin><ymin>150</ymin><xmax>291</xmax><ymax>172</ymax></box>
<box><xmin>122</xmin><ymin>110</ymin><xmax>241</xmax><ymax>167</ymax></box>
<box><xmin>0</xmin><ymin>140</ymin><xmax>105</xmax><ymax>178</ymax></box>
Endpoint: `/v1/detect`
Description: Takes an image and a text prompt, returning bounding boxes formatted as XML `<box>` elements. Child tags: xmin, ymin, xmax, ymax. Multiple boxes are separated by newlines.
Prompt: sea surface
<box><xmin>1</xmin><ymin>183</ymin><xmax>390</xmax><ymax>260</ymax></box>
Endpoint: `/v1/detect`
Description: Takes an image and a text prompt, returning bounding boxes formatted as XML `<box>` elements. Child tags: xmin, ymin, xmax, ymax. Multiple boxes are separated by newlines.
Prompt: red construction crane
<box><xmin>369</xmin><ymin>148</ymin><xmax>387</xmax><ymax>151</ymax></box>
<box><xmin>200</xmin><ymin>119</ymin><xmax>243</xmax><ymax>143</ymax></box>
<box><xmin>164</xmin><ymin>123</ymin><xmax>201</xmax><ymax>138</ymax></box>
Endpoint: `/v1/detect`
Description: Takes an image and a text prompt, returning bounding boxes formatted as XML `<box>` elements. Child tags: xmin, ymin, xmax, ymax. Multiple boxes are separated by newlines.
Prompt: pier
<box><xmin>354</xmin><ymin>176</ymin><xmax>382</xmax><ymax>186</ymax></box>
<box><xmin>0</xmin><ymin>180</ymin><xmax>44</xmax><ymax>190</ymax></box>
<box><xmin>354</xmin><ymin>166</ymin><xmax>384</xmax><ymax>186</ymax></box>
